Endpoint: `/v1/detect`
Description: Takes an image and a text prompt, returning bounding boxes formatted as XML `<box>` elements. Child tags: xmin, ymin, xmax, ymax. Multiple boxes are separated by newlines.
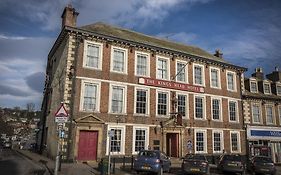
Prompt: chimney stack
<box><xmin>214</xmin><ymin>49</ymin><xmax>223</xmax><ymax>58</ymax></box>
<box><xmin>252</xmin><ymin>67</ymin><xmax>264</xmax><ymax>80</ymax></box>
<box><xmin>61</xmin><ymin>4</ymin><xmax>79</xmax><ymax>28</ymax></box>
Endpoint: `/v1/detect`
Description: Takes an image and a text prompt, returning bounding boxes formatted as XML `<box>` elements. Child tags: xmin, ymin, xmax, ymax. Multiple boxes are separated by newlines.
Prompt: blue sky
<box><xmin>0</xmin><ymin>0</ymin><xmax>280</xmax><ymax>110</ymax></box>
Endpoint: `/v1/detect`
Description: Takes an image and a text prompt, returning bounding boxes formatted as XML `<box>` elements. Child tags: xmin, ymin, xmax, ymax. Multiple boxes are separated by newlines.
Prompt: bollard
<box><xmin>112</xmin><ymin>157</ymin><xmax>115</xmax><ymax>174</ymax></box>
<box><xmin>123</xmin><ymin>156</ymin><xmax>125</xmax><ymax>168</ymax></box>
<box><xmin>131</xmin><ymin>156</ymin><xmax>134</xmax><ymax>170</ymax></box>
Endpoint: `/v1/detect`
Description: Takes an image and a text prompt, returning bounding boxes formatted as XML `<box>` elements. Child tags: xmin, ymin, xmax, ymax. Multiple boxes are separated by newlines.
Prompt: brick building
<box><xmin>40</xmin><ymin>5</ymin><xmax>247</xmax><ymax>162</ymax></box>
<box><xmin>243</xmin><ymin>68</ymin><xmax>281</xmax><ymax>163</ymax></box>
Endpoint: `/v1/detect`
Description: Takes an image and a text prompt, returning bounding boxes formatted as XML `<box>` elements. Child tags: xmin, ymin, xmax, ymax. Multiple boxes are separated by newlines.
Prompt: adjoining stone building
<box><xmin>40</xmin><ymin>5</ymin><xmax>247</xmax><ymax>162</ymax></box>
<box><xmin>243</xmin><ymin>68</ymin><xmax>281</xmax><ymax>163</ymax></box>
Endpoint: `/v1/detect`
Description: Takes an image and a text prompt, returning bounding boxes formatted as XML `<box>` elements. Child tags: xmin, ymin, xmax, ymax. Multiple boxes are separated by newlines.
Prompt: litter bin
<box><xmin>99</xmin><ymin>158</ymin><xmax>109</xmax><ymax>175</ymax></box>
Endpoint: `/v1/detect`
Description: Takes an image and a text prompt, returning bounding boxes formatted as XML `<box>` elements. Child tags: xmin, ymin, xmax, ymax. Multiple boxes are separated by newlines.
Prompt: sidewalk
<box><xmin>15</xmin><ymin>149</ymin><xmax>132</xmax><ymax>175</ymax></box>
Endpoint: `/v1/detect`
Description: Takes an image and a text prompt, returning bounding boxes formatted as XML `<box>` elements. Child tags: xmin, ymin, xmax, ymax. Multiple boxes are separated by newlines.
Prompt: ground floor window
<box><xmin>107</xmin><ymin>126</ymin><xmax>125</xmax><ymax>155</ymax></box>
<box><xmin>194</xmin><ymin>129</ymin><xmax>207</xmax><ymax>153</ymax></box>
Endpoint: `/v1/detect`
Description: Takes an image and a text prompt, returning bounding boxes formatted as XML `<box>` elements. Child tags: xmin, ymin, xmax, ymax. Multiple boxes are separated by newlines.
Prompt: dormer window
<box><xmin>277</xmin><ymin>84</ymin><xmax>281</xmax><ymax>96</ymax></box>
<box><xmin>250</xmin><ymin>80</ymin><xmax>258</xmax><ymax>93</ymax></box>
<box><xmin>263</xmin><ymin>83</ymin><xmax>271</xmax><ymax>94</ymax></box>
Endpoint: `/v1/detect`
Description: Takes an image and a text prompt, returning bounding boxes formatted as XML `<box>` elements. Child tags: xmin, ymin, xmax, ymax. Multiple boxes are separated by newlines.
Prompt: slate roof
<box><xmin>79</xmin><ymin>22</ymin><xmax>230</xmax><ymax>64</ymax></box>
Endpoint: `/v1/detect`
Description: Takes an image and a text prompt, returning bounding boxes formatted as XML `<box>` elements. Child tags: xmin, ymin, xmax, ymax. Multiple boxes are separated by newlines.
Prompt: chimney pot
<box><xmin>214</xmin><ymin>49</ymin><xmax>223</xmax><ymax>58</ymax></box>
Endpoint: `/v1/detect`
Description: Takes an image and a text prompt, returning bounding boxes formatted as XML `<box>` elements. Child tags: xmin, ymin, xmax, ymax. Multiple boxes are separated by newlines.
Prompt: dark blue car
<box><xmin>133</xmin><ymin>150</ymin><xmax>171</xmax><ymax>174</ymax></box>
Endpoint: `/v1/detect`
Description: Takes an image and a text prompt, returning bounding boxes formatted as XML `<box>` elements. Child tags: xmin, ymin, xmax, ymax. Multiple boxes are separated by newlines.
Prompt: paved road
<box><xmin>0</xmin><ymin>149</ymin><xmax>45</xmax><ymax>175</ymax></box>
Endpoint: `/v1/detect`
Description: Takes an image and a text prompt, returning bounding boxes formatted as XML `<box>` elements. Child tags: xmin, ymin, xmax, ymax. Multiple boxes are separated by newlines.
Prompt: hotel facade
<box><xmin>40</xmin><ymin>5</ymin><xmax>247</xmax><ymax>162</ymax></box>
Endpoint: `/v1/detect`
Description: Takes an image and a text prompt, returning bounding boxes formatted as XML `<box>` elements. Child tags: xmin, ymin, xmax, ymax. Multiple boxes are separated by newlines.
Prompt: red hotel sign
<box><xmin>138</xmin><ymin>77</ymin><xmax>204</xmax><ymax>93</ymax></box>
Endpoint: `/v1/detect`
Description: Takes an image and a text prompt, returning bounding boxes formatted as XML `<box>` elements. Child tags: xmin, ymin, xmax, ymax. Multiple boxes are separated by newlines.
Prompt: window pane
<box><xmin>227</xmin><ymin>73</ymin><xmax>234</xmax><ymax>90</ymax></box>
<box><xmin>194</xmin><ymin>66</ymin><xmax>202</xmax><ymax>85</ymax></box>
<box><xmin>113</xmin><ymin>49</ymin><xmax>125</xmax><ymax>72</ymax></box>
<box><xmin>177</xmin><ymin>62</ymin><xmax>186</xmax><ymax>82</ymax></box>
<box><xmin>110</xmin><ymin>129</ymin><xmax>122</xmax><ymax>153</ymax></box>
<box><xmin>195</xmin><ymin>97</ymin><xmax>203</xmax><ymax>119</ymax></box>
<box><xmin>83</xmin><ymin>83</ymin><xmax>97</xmax><ymax>111</ymax></box>
<box><xmin>136</xmin><ymin>90</ymin><xmax>147</xmax><ymax>114</ymax></box>
<box><xmin>137</xmin><ymin>54</ymin><xmax>147</xmax><ymax>76</ymax></box>
<box><xmin>196</xmin><ymin>132</ymin><xmax>204</xmax><ymax>152</ymax></box>
<box><xmin>112</xmin><ymin>86</ymin><xmax>124</xmax><ymax>113</ymax></box>
<box><xmin>157</xmin><ymin>59</ymin><xmax>167</xmax><ymax>79</ymax></box>
<box><xmin>86</xmin><ymin>44</ymin><xmax>99</xmax><ymax>68</ymax></box>
<box><xmin>135</xmin><ymin>129</ymin><xmax>146</xmax><ymax>152</ymax></box>
<box><xmin>158</xmin><ymin>92</ymin><xmax>167</xmax><ymax>115</ymax></box>
<box><xmin>212</xmin><ymin>99</ymin><xmax>220</xmax><ymax>120</ymax></box>
<box><xmin>178</xmin><ymin>94</ymin><xmax>186</xmax><ymax>116</ymax></box>
<box><xmin>252</xmin><ymin>104</ymin><xmax>260</xmax><ymax>123</ymax></box>
<box><xmin>229</xmin><ymin>101</ymin><xmax>237</xmax><ymax>121</ymax></box>
<box><xmin>211</xmin><ymin>69</ymin><xmax>219</xmax><ymax>87</ymax></box>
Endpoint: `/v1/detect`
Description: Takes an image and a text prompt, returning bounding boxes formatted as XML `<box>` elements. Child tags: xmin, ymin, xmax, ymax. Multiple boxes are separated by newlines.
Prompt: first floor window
<box><xmin>83</xmin><ymin>83</ymin><xmax>97</xmax><ymax>111</ymax></box>
<box><xmin>229</xmin><ymin>101</ymin><xmax>237</xmax><ymax>122</ymax></box>
<box><xmin>112</xmin><ymin>48</ymin><xmax>126</xmax><ymax>73</ymax></box>
<box><xmin>195</xmin><ymin>96</ymin><xmax>204</xmax><ymax>119</ymax></box>
<box><xmin>157</xmin><ymin>58</ymin><xmax>168</xmax><ymax>79</ymax></box>
<box><xmin>178</xmin><ymin>94</ymin><xmax>187</xmax><ymax>117</ymax></box>
<box><xmin>136</xmin><ymin>89</ymin><xmax>148</xmax><ymax>114</ymax></box>
<box><xmin>211</xmin><ymin>68</ymin><xmax>219</xmax><ymax>88</ymax></box>
<box><xmin>111</xmin><ymin>86</ymin><xmax>125</xmax><ymax>113</ymax></box>
<box><xmin>230</xmin><ymin>132</ymin><xmax>240</xmax><ymax>152</ymax></box>
<box><xmin>252</xmin><ymin>104</ymin><xmax>261</xmax><ymax>123</ymax></box>
<box><xmin>157</xmin><ymin>92</ymin><xmax>168</xmax><ymax>115</ymax></box>
<box><xmin>212</xmin><ymin>99</ymin><xmax>221</xmax><ymax>120</ymax></box>
<box><xmin>136</xmin><ymin>54</ymin><xmax>148</xmax><ymax>76</ymax></box>
<box><xmin>194</xmin><ymin>65</ymin><xmax>203</xmax><ymax>85</ymax></box>
<box><xmin>110</xmin><ymin>129</ymin><xmax>122</xmax><ymax>153</ymax></box>
<box><xmin>213</xmin><ymin>132</ymin><xmax>222</xmax><ymax>152</ymax></box>
<box><xmin>195</xmin><ymin>130</ymin><xmax>206</xmax><ymax>153</ymax></box>
<box><xmin>134</xmin><ymin>129</ymin><xmax>147</xmax><ymax>152</ymax></box>
<box><xmin>266</xmin><ymin>106</ymin><xmax>274</xmax><ymax>124</ymax></box>
<box><xmin>227</xmin><ymin>72</ymin><xmax>235</xmax><ymax>91</ymax></box>
<box><xmin>176</xmin><ymin>62</ymin><xmax>186</xmax><ymax>82</ymax></box>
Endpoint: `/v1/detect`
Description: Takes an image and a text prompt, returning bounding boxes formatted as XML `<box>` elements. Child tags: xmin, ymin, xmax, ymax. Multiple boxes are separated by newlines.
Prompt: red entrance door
<box><xmin>77</xmin><ymin>131</ymin><xmax>98</xmax><ymax>160</ymax></box>
<box><xmin>166</xmin><ymin>133</ymin><xmax>179</xmax><ymax>157</ymax></box>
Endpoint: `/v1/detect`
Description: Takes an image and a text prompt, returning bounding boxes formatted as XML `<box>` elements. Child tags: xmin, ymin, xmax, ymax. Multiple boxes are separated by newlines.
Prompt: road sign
<box><xmin>187</xmin><ymin>139</ymin><xmax>193</xmax><ymax>150</ymax></box>
<box><xmin>55</xmin><ymin>104</ymin><xmax>69</xmax><ymax>123</ymax></box>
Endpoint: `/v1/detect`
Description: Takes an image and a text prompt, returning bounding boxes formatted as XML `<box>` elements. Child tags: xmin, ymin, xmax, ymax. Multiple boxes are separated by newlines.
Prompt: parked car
<box><xmin>218</xmin><ymin>154</ymin><xmax>246</xmax><ymax>175</ymax></box>
<box><xmin>181</xmin><ymin>154</ymin><xmax>210</xmax><ymax>175</ymax></box>
<box><xmin>248</xmin><ymin>156</ymin><xmax>276</xmax><ymax>175</ymax></box>
<box><xmin>133</xmin><ymin>150</ymin><xmax>171</xmax><ymax>174</ymax></box>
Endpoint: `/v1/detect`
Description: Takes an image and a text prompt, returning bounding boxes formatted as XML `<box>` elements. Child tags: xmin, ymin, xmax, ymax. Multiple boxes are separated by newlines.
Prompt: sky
<box><xmin>0</xmin><ymin>0</ymin><xmax>281</xmax><ymax>110</ymax></box>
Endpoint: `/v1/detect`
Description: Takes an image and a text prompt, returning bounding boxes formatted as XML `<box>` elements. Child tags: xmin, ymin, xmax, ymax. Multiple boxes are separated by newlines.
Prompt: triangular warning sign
<box><xmin>55</xmin><ymin>104</ymin><xmax>68</xmax><ymax>117</ymax></box>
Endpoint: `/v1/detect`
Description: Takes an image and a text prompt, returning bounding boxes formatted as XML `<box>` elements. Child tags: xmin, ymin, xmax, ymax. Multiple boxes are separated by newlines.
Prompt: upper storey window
<box><xmin>193</xmin><ymin>64</ymin><xmax>204</xmax><ymax>86</ymax></box>
<box><xmin>250</xmin><ymin>80</ymin><xmax>258</xmax><ymax>93</ymax></box>
<box><xmin>111</xmin><ymin>46</ymin><xmax>128</xmax><ymax>74</ymax></box>
<box><xmin>210</xmin><ymin>67</ymin><xmax>221</xmax><ymax>89</ymax></box>
<box><xmin>176</xmin><ymin>60</ymin><xmax>188</xmax><ymax>83</ymax></box>
<box><xmin>263</xmin><ymin>82</ymin><xmax>271</xmax><ymax>94</ymax></box>
<box><xmin>83</xmin><ymin>40</ymin><xmax>103</xmax><ymax>69</ymax></box>
<box><xmin>277</xmin><ymin>84</ymin><xmax>281</xmax><ymax>96</ymax></box>
<box><xmin>157</xmin><ymin>56</ymin><xmax>170</xmax><ymax>80</ymax></box>
<box><xmin>226</xmin><ymin>71</ymin><xmax>236</xmax><ymax>91</ymax></box>
<box><xmin>135</xmin><ymin>51</ymin><xmax>150</xmax><ymax>77</ymax></box>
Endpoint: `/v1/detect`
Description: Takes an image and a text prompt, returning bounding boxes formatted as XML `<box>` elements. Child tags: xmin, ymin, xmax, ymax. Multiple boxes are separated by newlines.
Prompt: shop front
<box><xmin>247</xmin><ymin>126</ymin><xmax>281</xmax><ymax>163</ymax></box>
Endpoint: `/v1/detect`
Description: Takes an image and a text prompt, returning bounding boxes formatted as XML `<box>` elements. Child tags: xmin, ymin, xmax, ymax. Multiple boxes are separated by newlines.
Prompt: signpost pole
<box><xmin>54</xmin><ymin>126</ymin><xmax>61</xmax><ymax>175</ymax></box>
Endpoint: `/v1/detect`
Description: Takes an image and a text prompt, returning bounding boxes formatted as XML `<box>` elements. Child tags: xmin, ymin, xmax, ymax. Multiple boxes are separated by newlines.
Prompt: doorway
<box><xmin>166</xmin><ymin>133</ymin><xmax>179</xmax><ymax>157</ymax></box>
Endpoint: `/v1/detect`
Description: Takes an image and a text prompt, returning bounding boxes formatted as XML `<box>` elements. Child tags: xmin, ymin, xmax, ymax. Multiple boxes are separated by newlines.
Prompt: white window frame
<box><xmin>265</xmin><ymin>104</ymin><xmax>275</xmax><ymax>125</ymax></box>
<box><xmin>210</xmin><ymin>67</ymin><xmax>221</xmax><ymax>89</ymax></box>
<box><xmin>194</xmin><ymin>95</ymin><xmax>206</xmax><ymax>120</ymax></box>
<box><xmin>176</xmin><ymin>92</ymin><xmax>189</xmax><ymax>118</ymax></box>
<box><xmin>83</xmin><ymin>40</ymin><xmax>103</xmax><ymax>70</ymax></box>
<box><xmin>134</xmin><ymin>87</ymin><xmax>150</xmax><ymax>116</ymax></box>
<box><xmin>110</xmin><ymin>46</ymin><xmax>128</xmax><ymax>74</ymax></box>
<box><xmin>276</xmin><ymin>84</ymin><xmax>281</xmax><ymax>96</ymax></box>
<box><xmin>212</xmin><ymin>130</ymin><xmax>224</xmax><ymax>153</ymax></box>
<box><xmin>211</xmin><ymin>97</ymin><xmax>222</xmax><ymax>121</ymax></box>
<box><xmin>251</xmin><ymin>102</ymin><xmax>262</xmax><ymax>124</ymax></box>
<box><xmin>156</xmin><ymin>89</ymin><xmax>170</xmax><ymax>117</ymax></box>
<box><xmin>250</xmin><ymin>79</ymin><xmax>258</xmax><ymax>93</ymax></box>
<box><xmin>230</xmin><ymin>131</ymin><xmax>241</xmax><ymax>153</ymax></box>
<box><xmin>156</xmin><ymin>55</ymin><xmax>170</xmax><ymax>80</ymax></box>
<box><xmin>226</xmin><ymin>70</ymin><xmax>237</xmax><ymax>92</ymax></box>
<box><xmin>79</xmin><ymin>80</ymin><xmax>101</xmax><ymax>112</ymax></box>
<box><xmin>135</xmin><ymin>51</ymin><xmax>150</xmax><ymax>77</ymax></box>
<box><xmin>109</xmin><ymin>84</ymin><xmax>127</xmax><ymax>114</ymax></box>
<box><xmin>106</xmin><ymin>125</ymin><xmax>126</xmax><ymax>155</ymax></box>
<box><xmin>132</xmin><ymin>126</ymin><xmax>149</xmax><ymax>154</ymax></box>
<box><xmin>194</xmin><ymin>129</ymin><xmax>207</xmax><ymax>154</ymax></box>
<box><xmin>193</xmin><ymin>63</ymin><xmax>205</xmax><ymax>86</ymax></box>
<box><xmin>175</xmin><ymin>60</ymin><xmax>188</xmax><ymax>83</ymax></box>
<box><xmin>263</xmin><ymin>82</ymin><xmax>271</xmax><ymax>95</ymax></box>
<box><xmin>228</xmin><ymin>100</ymin><xmax>239</xmax><ymax>123</ymax></box>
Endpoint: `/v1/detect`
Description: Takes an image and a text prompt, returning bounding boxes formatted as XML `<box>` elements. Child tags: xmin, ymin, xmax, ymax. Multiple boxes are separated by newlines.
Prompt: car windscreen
<box><xmin>254</xmin><ymin>157</ymin><xmax>273</xmax><ymax>163</ymax></box>
<box><xmin>139</xmin><ymin>151</ymin><xmax>158</xmax><ymax>158</ymax></box>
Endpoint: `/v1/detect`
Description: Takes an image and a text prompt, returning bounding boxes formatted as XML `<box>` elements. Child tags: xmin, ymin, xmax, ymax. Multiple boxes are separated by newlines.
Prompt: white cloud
<box><xmin>156</xmin><ymin>32</ymin><xmax>197</xmax><ymax>44</ymax></box>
